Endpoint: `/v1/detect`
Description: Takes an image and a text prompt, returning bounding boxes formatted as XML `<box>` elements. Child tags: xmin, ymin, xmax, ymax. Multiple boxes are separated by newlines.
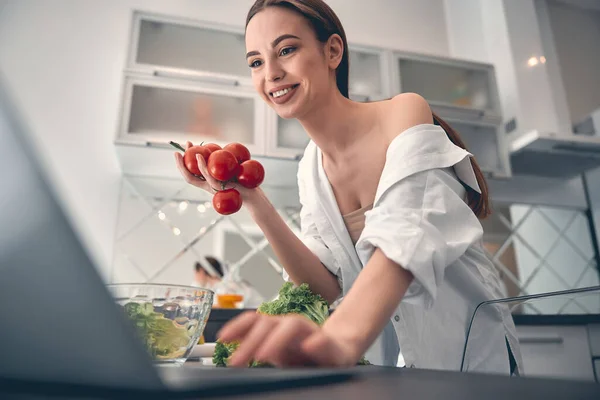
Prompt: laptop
<box><xmin>0</xmin><ymin>74</ymin><xmax>355</xmax><ymax>398</ymax></box>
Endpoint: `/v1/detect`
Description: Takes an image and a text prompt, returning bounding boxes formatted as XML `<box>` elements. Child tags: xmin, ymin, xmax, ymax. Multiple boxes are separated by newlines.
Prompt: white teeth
<box><xmin>272</xmin><ymin>87</ymin><xmax>293</xmax><ymax>98</ymax></box>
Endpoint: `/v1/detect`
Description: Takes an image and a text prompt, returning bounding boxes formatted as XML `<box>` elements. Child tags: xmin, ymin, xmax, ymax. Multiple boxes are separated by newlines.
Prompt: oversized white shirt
<box><xmin>293</xmin><ymin>124</ymin><xmax>523</xmax><ymax>374</ymax></box>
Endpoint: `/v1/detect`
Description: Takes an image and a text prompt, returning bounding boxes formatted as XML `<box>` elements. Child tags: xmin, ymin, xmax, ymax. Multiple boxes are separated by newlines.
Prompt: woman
<box><xmin>192</xmin><ymin>256</ymin><xmax>265</xmax><ymax>309</ymax></box>
<box><xmin>175</xmin><ymin>0</ymin><xmax>522</xmax><ymax>374</ymax></box>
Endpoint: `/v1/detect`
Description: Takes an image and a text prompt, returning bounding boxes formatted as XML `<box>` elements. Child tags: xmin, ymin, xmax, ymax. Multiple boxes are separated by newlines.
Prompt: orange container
<box><xmin>216</xmin><ymin>294</ymin><xmax>244</xmax><ymax>309</ymax></box>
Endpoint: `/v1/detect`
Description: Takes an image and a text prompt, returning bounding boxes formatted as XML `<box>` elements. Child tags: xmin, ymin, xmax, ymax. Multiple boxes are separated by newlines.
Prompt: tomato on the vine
<box><xmin>204</xmin><ymin>143</ymin><xmax>222</xmax><ymax>153</ymax></box>
<box><xmin>237</xmin><ymin>160</ymin><xmax>265</xmax><ymax>189</ymax></box>
<box><xmin>223</xmin><ymin>142</ymin><xmax>251</xmax><ymax>164</ymax></box>
<box><xmin>207</xmin><ymin>150</ymin><xmax>240</xmax><ymax>182</ymax></box>
<box><xmin>183</xmin><ymin>145</ymin><xmax>212</xmax><ymax>177</ymax></box>
<box><xmin>213</xmin><ymin>189</ymin><xmax>242</xmax><ymax>215</ymax></box>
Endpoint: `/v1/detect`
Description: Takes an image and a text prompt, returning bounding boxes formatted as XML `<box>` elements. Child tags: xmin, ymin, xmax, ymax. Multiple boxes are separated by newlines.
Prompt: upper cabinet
<box><xmin>348</xmin><ymin>47</ymin><xmax>391</xmax><ymax>102</ymax></box>
<box><xmin>116</xmin><ymin>12</ymin><xmax>509</xmax><ymax>179</ymax></box>
<box><xmin>117</xmin><ymin>12</ymin><xmax>265</xmax><ymax>154</ymax></box>
<box><xmin>119</xmin><ymin>75</ymin><xmax>266</xmax><ymax>155</ymax></box>
<box><xmin>393</xmin><ymin>52</ymin><xmax>509</xmax><ymax>177</ymax></box>
<box><xmin>129</xmin><ymin>14</ymin><xmax>251</xmax><ymax>84</ymax></box>
<box><xmin>395</xmin><ymin>53</ymin><xmax>502</xmax><ymax>124</ymax></box>
<box><xmin>265</xmin><ymin>46</ymin><xmax>391</xmax><ymax>159</ymax></box>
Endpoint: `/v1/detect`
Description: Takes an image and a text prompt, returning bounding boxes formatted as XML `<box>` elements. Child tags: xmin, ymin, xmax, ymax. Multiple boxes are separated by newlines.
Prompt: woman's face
<box><xmin>245</xmin><ymin>6</ymin><xmax>334</xmax><ymax>119</ymax></box>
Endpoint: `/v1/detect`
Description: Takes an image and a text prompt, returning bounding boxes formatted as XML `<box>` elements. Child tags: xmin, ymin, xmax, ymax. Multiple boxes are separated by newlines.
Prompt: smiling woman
<box><xmin>174</xmin><ymin>0</ymin><xmax>522</xmax><ymax>374</ymax></box>
<box><xmin>244</xmin><ymin>1</ymin><xmax>349</xmax><ymax>119</ymax></box>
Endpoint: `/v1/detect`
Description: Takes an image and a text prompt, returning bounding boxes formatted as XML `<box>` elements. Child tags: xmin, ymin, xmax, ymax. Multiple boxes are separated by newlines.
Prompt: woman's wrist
<box><xmin>321</xmin><ymin>317</ymin><xmax>366</xmax><ymax>364</ymax></box>
<box><xmin>242</xmin><ymin>187</ymin><xmax>273</xmax><ymax>218</ymax></box>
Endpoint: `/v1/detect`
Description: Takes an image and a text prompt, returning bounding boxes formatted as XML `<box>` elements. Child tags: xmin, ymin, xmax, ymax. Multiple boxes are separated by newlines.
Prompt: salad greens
<box><xmin>123</xmin><ymin>302</ymin><xmax>192</xmax><ymax>359</ymax></box>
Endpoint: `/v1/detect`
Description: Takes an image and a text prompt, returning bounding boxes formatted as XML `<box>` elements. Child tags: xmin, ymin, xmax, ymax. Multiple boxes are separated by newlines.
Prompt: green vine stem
<box><xmin>169</xmin><ymin>141</ymin><xmax>186</xmax><ymax>152</ymax></box>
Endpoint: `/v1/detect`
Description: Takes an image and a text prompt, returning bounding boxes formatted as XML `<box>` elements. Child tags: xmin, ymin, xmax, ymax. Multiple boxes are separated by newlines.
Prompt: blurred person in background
<box><xmin>193</xmin><ymin>256</ymin><xmax>264</xmax><ymax>308</ymax></box>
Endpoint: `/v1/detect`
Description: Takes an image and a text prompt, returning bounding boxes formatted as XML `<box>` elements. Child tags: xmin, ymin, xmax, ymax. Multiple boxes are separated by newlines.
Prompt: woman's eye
<box><xmin>249</xmin><ymin>59</ymin><xmax>262</xmax><ymax>68</ymax></box>
<box><xmin>279</xmin><ymin>47</ymin><xmax>296</xmax><ymax>56</ymax></box>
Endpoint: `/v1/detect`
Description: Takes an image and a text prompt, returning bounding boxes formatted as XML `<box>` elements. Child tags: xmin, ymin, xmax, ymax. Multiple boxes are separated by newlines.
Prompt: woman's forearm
<box><xmin>244</xmin><ymin>188</ymin><xmax>341</xmax><ymax>304</ymax></box>
<box><xmin>322</xmin><ymin>248</ymin><xmax>414</xmax><ymax>360</ymax></box>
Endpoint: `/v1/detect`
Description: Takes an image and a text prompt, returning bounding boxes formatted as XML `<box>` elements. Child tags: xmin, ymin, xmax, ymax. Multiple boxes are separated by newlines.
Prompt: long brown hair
<box><xmin>245</xmin><ymin>0</ymin><xmax>350</xmax><ymax>98</ymax></box>
<box><xmin>433</xmin><ymin>113</ymin><xmax>491</xmax><ymax>219</ymax></box>
<box><xmin>246</xmin><ymin>0</ymin><xmax>490</xmax><ymax>219</ymax></box>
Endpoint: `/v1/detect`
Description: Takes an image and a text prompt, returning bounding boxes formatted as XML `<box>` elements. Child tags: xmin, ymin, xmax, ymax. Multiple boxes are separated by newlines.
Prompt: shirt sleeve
<box><xmin>356</xmin><ymin>168</ymin><xmax>483</xmax><ymax>309</ymax></box>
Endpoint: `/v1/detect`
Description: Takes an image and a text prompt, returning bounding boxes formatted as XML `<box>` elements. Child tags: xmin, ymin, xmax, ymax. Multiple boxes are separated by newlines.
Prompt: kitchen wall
<box><xmin>546</xmin><ymin>0</ymin><xmax>600</xmax><ymax>124</ymax></box>
<box><xmin>443</xmin><ymin>0</ymin><xmax>600</xmax><ymax>312</ymax></box>
<box><xmin>0</xmin><ymin>0</ymin><xmax>450</xmax><ymax>281</ymax></box>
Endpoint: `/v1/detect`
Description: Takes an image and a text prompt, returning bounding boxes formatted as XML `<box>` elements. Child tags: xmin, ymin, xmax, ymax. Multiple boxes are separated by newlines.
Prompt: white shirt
<box><xmin>293</xmin><ymin>124</ymin><xmax>523</xmax><ymax>374</ymax></box>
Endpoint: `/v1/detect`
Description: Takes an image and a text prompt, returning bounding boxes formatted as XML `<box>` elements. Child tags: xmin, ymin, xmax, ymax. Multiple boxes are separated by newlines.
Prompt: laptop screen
<box><xmin>0</xmin><ymin>74</ymin><xmax>162</xmax><ymax>390</ymax></box>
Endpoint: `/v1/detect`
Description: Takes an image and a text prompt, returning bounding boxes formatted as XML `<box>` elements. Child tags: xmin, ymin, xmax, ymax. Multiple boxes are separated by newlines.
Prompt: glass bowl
<box><xmin>107</xmin><ymin>283</ymin><xmax>214</xmax><ymax>364</ymax></box>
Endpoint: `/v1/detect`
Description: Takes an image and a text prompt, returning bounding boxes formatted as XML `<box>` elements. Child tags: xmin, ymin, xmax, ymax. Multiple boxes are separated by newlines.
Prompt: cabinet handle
<box><xmin>518</xmin><ymin>335</ymin><xmax>564</xmax><ymax>344</ymax></box>
<box><xmin>430</xmin><ymin>103</ymin><xmax>486</xmax><ymax>119</ymax></box>
<box><xmin>153</xmin><ymin>68</ymin><xmax>239</xmax><ymax>86</ymax></box>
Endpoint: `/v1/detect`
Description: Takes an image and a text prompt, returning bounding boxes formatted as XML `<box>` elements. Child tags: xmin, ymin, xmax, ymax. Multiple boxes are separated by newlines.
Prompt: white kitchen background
<box><xmin>1</xmin><ymin>0</ymin><xmax>599</xmax><ymax>313</ymax></box>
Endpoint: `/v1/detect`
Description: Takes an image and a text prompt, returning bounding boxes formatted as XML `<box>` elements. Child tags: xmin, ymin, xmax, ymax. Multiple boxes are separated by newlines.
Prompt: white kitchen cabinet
<box><xmin>128</xmin><ymin>12</ymin><xmax>251</xmax><ymax>86</ymax></box>
<box><xmin>117</xmin><ymin>75</ymin><xmax>266</xmax><ymax>155</ymax></box>
<box><xmin>395</xmin><ymin>52</ymin><xmax>502</xmax><ymax>124</ymax></box>
<box><xmin>391</xmin><ymin>52</ymin><xmax>509</xmax><ymax>178</ymax></box>
<box><xmin>266</xmin><ymin>117</ymin><xmax>309</xmax><ymax>160</ymax></box>
<box><xmin>516</xmin><ymin>325</ymin><xmax>595</xmax><ymax>381</ymax></box>
<box><xmin>348</xmin><ymin>46</ymin><xmax>392</xmax><ymax>102</ymax></box>
<box><xmin>445</xmin><ymin>119</ymin><xmax>511</xmax><ymax>178</ymax></box>
<box><xmin>115</xmin><ymin>11</ymin><xmax>510</xmax><ymax>179</ymax></box>
<box><xmin>265</xmin><ymin>46</ymin><xmax>391</xmax><ymax>159</ymax></box>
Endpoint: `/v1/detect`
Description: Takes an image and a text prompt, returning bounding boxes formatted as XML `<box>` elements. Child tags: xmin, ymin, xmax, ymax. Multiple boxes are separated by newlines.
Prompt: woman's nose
<box><xmin>265</xmin><ymin>61</ymin><xmax>284</xmax><ymax>82</ymax></box>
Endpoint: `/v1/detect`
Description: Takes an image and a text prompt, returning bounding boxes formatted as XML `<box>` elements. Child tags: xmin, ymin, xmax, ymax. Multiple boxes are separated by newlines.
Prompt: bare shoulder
<box><xmin>380</xmin><ymin>93</ymin><xmax>433</xmax><ymax>141</ymax></box>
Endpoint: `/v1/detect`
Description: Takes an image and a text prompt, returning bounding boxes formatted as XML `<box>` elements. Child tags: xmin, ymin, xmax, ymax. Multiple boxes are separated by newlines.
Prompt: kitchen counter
<box><xmin>1</xmin><ymin>364</ymin><xmax>598</xmax><ymax>399</ymax></box>
<box><xmin>204</xmin><ymin>309</ymin><xmax>600</xmax><ymax>340</ymax></box>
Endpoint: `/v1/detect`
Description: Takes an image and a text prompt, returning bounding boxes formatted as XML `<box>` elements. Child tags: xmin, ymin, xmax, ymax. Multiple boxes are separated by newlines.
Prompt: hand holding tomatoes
<box><xmin>172</xmin><ymin>141</ymin><xmax>265</xmax><ymax>215</ymax></box>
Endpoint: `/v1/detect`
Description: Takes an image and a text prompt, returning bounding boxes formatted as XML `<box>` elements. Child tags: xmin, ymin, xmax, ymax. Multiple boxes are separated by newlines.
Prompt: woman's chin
<box><xmin>274</xmin><ymin>106</ymin><xmax>300</xmax><ymax>120</ymax></box>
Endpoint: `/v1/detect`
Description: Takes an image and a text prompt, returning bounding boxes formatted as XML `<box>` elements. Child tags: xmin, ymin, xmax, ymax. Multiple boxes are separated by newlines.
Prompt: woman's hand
<box><xmin>173</xmin><ymin>141</ymin><xmax>258</xmax><ymax>202</ymax></box>
<box><xmin>217</xmin><ymin>311</ymin><xmax>359</xmax><ymax>368</ymax></box>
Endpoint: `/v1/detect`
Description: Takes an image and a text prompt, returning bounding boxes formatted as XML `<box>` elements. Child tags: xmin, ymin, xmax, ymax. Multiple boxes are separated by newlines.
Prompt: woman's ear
<box><xmin>325</xmin><ymin>33</ymin><xmax>344</xmax><ymax>70</ymax></box>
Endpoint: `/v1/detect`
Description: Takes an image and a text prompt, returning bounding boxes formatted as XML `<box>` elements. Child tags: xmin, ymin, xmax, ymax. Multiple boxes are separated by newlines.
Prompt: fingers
<box><xmin>174</xmin><ymin>152</ymin><xmax>208</xmax><ymax>190</ymax></box>
<box><xmin>218</xmin><ymin>313</ymin><xmax>318</xmax><ymax>367</ymax></box>
<box><xmin>195</xmin><ymin>154</ymin><xmax>219</xmax><ymax>191</ymax></box>
<box><xmin>228</xmin><ymin>316</ymin><xmax>278</xmax><ymax>367</ymax></box>
<box><xmin>186</xmin><ymin>141</ymin><xmax>193</xmax><ymax>149</ymax></box>
<box><xmin>254</xmin><ymin>316</ymin><xmax>316</xmax><ymax>367</ymax></box>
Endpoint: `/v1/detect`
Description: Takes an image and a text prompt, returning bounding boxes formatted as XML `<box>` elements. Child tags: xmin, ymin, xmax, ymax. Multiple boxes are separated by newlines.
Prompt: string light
<box><xmin>528</xmin><ymin>57</ymin><xmax>539</xmax><ymax>67</ymax></box>
<box><xmin>179</xmin><ymin>201</ymin><xmax>188</xmax><ymax>212</ymax></box>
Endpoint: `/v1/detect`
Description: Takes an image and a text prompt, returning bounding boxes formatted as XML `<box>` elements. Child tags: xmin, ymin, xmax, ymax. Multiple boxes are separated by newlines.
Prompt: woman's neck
<box><xmin>297</xmin><ymin>90</ymin><xmax>376</xmax><ymax>161</ymax></box>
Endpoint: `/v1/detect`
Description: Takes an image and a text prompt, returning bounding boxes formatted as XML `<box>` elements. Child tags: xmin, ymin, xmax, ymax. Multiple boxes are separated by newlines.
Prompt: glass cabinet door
<box><xmin>397</xmin><ymin>55</ymin><xmax>501</xmax><ymax>121</ymax></box>
<box><xmin>349</xmin><ymin>49</ymin><xmax>385</xmax><ymax>101</ymax></box>
<box><xmin>118</xmin><ymin>77</ymin><xmax>265</xmax><ymax>155</ymax></box>
<box><xmin>131</xmin><ymin>14</ymin><xmax>250</xmax><ymax>84</ymax></box>
<box><xmin>265</xmin><ymin>48</ymin><xmax>389</xmax><ymax>158</ymax></box>
<box><xmin>266</xmin><ymin>116</ymin><xmax>309</xmax><ymax>159</ymax></box>
<box><xmin>448</xmin><ymin>120</ymin><xmax>510</xmax><ymax>178</ymax></box>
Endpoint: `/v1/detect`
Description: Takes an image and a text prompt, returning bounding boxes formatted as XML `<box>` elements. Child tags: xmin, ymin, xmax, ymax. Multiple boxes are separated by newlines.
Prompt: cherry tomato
<box><xmin>204</xmin><ymin>143</ymin><xmax>222</xmax><ymax>153</ymax></box>
<box><xmin>207</xmin><ymin>150</ymin><xmax>240</xmax><ymax>181</ymax></box>
<box><xmin>223</xmin><ymin>142</ymin><xmax>251</xmax><ymax>164</ymax></box>
<box><xmin>237</xmin><ymin>160</ymin><xmax>265</xmax><ymax>189</ymax></box>
<box><xmin>184</xmin><ymin>145</ymin><xmax>212</xmax><ymax>177</ymax></box>
<box><xmin>213</xmin><ymin>189</ymin><xmax>242</xmax><ymax>215</ymax></box>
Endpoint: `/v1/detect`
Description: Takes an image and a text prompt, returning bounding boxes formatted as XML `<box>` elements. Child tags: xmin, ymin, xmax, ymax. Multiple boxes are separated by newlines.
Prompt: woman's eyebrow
<box><xmin>246</xmin><ymin>34</ymin><xmax>301</xmax><ymax>59</ymax></box>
